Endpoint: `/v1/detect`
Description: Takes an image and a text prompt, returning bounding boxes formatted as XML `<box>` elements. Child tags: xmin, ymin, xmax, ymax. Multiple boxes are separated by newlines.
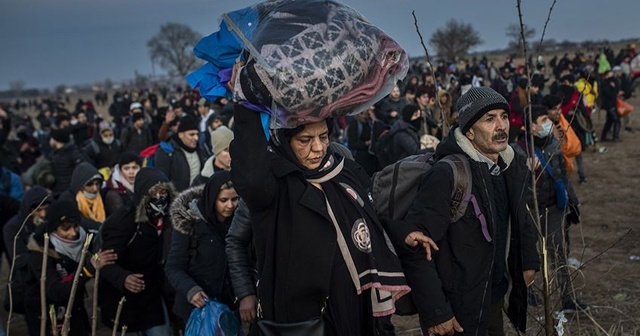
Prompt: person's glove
<box><xmin>566</xmin><ymin>204</ymin><xmax>580</xmax><ymax>225</ymax></box>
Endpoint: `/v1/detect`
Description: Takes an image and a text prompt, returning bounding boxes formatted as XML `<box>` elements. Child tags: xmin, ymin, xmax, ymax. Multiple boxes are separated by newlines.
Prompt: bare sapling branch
<box><xmin>61</xmin><ymin>233</ymin><xmax>94</xmax><ymax>336</ymax></box>
<box><xmin>516</xmin><ymin>0</ymin><xmax>554</xmax><ymax>334</ymax></box>
<box><xmin>40</xmin><ymin>233</ymin><xmax>50</xmax><ymax>336</ymax></box>
<box><xmin>111</xmin><ymin>297</ymin><xmax>126</xmax><ymax>336</ymax></box>
<box><xmin>49</xmin><ymin>305</ymin><xmax>58</xmax><ymax>336</ymax></box>
<box><xmin>411</xmin><ymin>11</ymin><xmax>449</xmax><ymax>133</ymax></box>
<box><xmin>91</xmin><ymin>266</ymin><xmax>100</xmax><ymax>336</ymax></box>
<box><xmin>535</xmin><ymin>0</ymin><xmax>557</xmax><ymax>55</ymax></box>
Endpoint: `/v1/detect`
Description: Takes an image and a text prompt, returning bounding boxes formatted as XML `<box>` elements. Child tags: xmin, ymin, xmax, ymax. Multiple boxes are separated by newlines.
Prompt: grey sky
<box><xmin>1</xmin><ymin>0</ymin><xmax>638</xmax><ymax>91</ymax></box>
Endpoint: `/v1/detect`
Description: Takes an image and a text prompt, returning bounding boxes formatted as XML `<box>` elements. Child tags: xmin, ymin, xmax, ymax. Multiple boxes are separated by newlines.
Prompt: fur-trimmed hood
<box><xmin>26</xmin><ymin>233</ymin><xmax>61</xmax><ymax>259</ymax></box>
<box><xmin>169</xmin><ymin>185</ymin><xmax>205</xmax><ymax>235</ymax></box>
<box><xmin>435</xmin><ymin>126</ymin><xmax>514</xmax><ymax>168</ymax></box>
<box><xmin>134</xmin><ymin>181</ymin><xmax>177</xmax><ymax>223</ymax></box>
<box><xmin>437</xmin><ymin>89</ymin><xmax>453</xmax><ymax>109</ymax></box>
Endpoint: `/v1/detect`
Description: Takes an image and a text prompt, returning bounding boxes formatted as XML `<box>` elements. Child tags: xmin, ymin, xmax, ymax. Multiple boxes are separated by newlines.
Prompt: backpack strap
<box><xmin>440</xmin><ymin>154</ymin><xmax>491</xmax><ymax>242</ymax></box>
<box><xmin>440</xmin><ymin>154</ymin><xmax>471</xmax><ymax>221</ymax></box>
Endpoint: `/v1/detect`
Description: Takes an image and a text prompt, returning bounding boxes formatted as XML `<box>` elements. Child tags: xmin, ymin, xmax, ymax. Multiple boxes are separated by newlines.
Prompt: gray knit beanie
<box><xmin>456</xmin><ymin>87</ymin><xmax>510</xmax><ymax>134</ymax></box>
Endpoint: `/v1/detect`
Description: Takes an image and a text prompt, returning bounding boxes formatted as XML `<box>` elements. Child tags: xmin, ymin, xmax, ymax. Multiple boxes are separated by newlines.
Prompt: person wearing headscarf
<box><xmin>165</xmin><ymin>171</ymin><xmax>240</xmax><ymax>322</ymax></box>
<box><xmin>230</xmin><ymin>105</ymin><xmax>411</xmax><ymax>335</ymax></box>
<box><xmin>24</xmin><ymin>199</ymin><xmax>116</xmax><ymax>336</ymax></box>
<box><xmin>99</xmin><ymin>168</ymin><xmax>177</xmax><ymax>334</ymax></box>
<box><xmin>104</xmin><ymin>152</ymin><xmax>141</xmax><ymax>217</ymax></box>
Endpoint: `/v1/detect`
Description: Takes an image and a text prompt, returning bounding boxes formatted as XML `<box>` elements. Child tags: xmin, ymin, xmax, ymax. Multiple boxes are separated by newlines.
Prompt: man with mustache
<box><xmin>395</xmin><ymin>87</ymin><xmax>539</xmax><ymax>335</ymax></box>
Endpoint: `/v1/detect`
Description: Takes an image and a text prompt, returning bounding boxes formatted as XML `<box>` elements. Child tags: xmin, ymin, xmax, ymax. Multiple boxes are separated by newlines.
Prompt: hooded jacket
<box><xmin>396</xmin><ymin>127</ymin><xmax>539</xmax><ymax>334</ymax></box>
<box><xmin>4</xmin><ymin>186</ymin><xmax>51</xmax><ymax>264</ymax></box>
<box><xmin>388</xmin><ymin>119</ymin><xmax>421</xmax><ymax>163</ymax></box>
<box><xmin>3</xmin><ymin>187</ymin><xmax>50</xmax><ymax>314</ymax></box>
<box><xmin>57</xmin><ymin>162</ymin><xmax>104</xmax><ymax>228</ymax></box>
<box><xmin>99</xmin><ymin>168</ymin><xmax>177</xmax><ymax>331</ymax></box>
<box><xmin>165</xmin><ymin>176</ymin><xmax>236</xmax><ymax>321</ymax></box>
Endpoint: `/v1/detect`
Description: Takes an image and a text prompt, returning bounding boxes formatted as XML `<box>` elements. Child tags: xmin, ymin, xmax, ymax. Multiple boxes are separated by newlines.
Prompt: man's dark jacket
<box><xmin>154</xmin><ymin>137</ymin><xmax>206</xmax><ymax>192</ymax></box>
<box><xmin>390</xmin><ymin>127</ymin><xmax>539</xmax><ymax>334</ymax></box>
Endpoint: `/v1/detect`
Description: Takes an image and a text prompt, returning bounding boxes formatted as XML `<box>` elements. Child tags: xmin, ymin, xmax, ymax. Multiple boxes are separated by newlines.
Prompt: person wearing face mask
<box><xmin>541</xmin><ymin>94</ymin><xmax>582</xmax><ymax>178</ymax></box>
<box><xmin>83</xmin><ymin>121</ymin><xmax>124</xmax><ymax>180</ymax></box>
<box><xmin>59</xmin><ymin>162</ymin><xmax>105</xmax><ymax>229</ymax></box>
<box><xmin>100</xmin><ymin>167</ymin><xmax>177</xmax><ymax>334</ymax></box>
<box><xmin>24</xmin><ymin>199</ymin><xmax>117</xmax><ymax>336</ymax></box>
<box><xmin>104</xmin><ymin>152</ymin><xmax>141</xmax><ymax>217</ymax></box>
<box><xmin>3</xmin><ymin>186</ymin><xmax>50</xmax><ymax>325</ymax></box>
<box><xmin>514</xmin><ymin>105</ymin><xmax>585</xmax><ymax>314</ymax></box>
<box><xmin>165</xmin><ymin>171</ymin><xmax>240</xmax><ymax>326</ymax></box>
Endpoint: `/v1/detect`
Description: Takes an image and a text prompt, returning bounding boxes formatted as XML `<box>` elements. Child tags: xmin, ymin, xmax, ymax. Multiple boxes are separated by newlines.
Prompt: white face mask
<box><xmin>538</xmin><ymin>121</ymin><xmax>553</xmax><ymax>138</ymax></box>
<box><xmin>83</xmin><ymin>191</ymin><xmax>97</xmax><ymax>199</ymax></box>
<box><xmin>102</xmin><ymin>136</ymin><xmax>114</xmax><ymax>145</ymax></box>
<box><xmin>33</xmin><ymin>216</ymin><xmax>45</xmax><ymax>226</ymax></box>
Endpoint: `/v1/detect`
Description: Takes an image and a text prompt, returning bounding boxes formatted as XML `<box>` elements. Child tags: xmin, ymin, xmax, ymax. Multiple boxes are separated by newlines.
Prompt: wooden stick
<box><xmin>121</xmin><ymin>325</ymin><xmax>128</xmax><ymax>335</ymax></box>
<box><xmin>111</xmin><ymin>297</ymin><xmax>126</xmax><ymax>336</ymax></box>
<box><xmin>61</xmin><ymin>233</ymin><xmax>94</xmax><ymax>336</ymax></box>
<box><xmin>40</xmin><ymin>233</ymin><xmax>50</xmax><ymax>336</ymax></box>
<box><xmin>91</xmin><ymin>266</ymin><xmax>100</xmax><ymax>336</ymax></box>
<box><xmin>6</xmin><ymin>196</ymin><xmax>50</xmax><ymax>336</ymax></box>
<box><xmin>49</xmin><ymin>305</ymin><xmax>58</xmax><ymax>336</ymax></box>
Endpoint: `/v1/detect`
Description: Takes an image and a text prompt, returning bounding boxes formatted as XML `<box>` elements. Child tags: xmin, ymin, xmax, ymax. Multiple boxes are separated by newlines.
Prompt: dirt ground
<box><xmin>1</xmin><ymin>95</ymin><xmax>639</xmax><ymax>335</ymax></box>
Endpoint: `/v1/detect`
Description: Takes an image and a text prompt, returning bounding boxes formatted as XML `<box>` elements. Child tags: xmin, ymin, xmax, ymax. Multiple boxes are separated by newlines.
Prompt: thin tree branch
<box><xmin>412</xmin><ymin>10</ymin><xmax>433</xmax><ymax>74</ymax></box>
<box><xmin>40</xmin><ymin>233</ymin><xmax>50</xmax><ymax>336</ymax></box>
<box><xmin>61</xmin><ymin>233</ymin><xmax>94</xmax><ymax>336</ymax></box>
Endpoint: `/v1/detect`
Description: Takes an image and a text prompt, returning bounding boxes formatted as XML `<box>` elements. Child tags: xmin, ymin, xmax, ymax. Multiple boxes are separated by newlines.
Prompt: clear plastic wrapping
<box><xmin>189</xmin><ymin>0</ymin><xmax>408</xmax><ymax>128</ymax></box>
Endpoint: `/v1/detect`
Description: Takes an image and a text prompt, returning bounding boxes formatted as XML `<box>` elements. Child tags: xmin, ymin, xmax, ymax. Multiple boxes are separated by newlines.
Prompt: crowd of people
<box><xmin>0</xmin><ymin>43</ymin><xmax>636</xmax><ymax>336</ymax></box>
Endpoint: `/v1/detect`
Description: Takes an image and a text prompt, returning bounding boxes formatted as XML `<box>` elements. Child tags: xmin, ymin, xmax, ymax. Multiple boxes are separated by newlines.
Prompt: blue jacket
<box><xmin>0</xmin><ymin>167</ymin><xmax>23</xmax><ymax>201</ymax></box>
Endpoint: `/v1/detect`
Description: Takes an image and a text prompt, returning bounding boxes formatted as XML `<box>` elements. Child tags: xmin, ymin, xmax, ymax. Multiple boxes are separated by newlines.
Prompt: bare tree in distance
<box><xmin>147</xmin><ymin>23</ymin><xmax>202</xmax><ymax>81</ymax></box>
<box><xmin>532</xmin><ymin>38</ymin><xmax>557</xmax><ymax>53</ymax></box>
<box><xmin>506</xmin><ymin>23</ymin><xmax>535</xmax><ymax>54</ymax></box>
<box><xmin>9</xmin><ymin>80</ymin><xmax>25</xmax><ymax>97</ymax></box>
<box><xmin>429</xmin><ymin>19</ymin><xmax>482</xmax><ymax>61</ymax></box>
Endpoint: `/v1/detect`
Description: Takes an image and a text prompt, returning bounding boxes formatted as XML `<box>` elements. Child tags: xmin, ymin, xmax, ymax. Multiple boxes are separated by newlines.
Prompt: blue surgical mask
<box><xmin>538</xmin><ymin>121</ymin><xmax>553</xmax><ymax>138</ymax></box>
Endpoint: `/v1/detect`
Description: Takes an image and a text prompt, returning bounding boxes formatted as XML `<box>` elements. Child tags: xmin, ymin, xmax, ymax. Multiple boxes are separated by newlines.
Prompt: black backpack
<box><xmin>371</xmin><ymin>152</ymin><xmax>473</xmax><ymax>316</ymax></box>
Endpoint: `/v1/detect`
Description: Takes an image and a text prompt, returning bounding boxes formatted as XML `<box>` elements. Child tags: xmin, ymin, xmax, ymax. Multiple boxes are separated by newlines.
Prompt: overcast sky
<box><xmin>1</xmin><ymin>0</ymin><xmax>638</xmax><ymax>91</ymax></box>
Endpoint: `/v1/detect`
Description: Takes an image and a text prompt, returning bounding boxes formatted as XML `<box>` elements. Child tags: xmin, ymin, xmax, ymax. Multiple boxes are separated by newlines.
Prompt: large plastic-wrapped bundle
<box><xmin>187</xmin><ymin>0</ymin><xmax>408</xmax><ymax>128</ymax></box>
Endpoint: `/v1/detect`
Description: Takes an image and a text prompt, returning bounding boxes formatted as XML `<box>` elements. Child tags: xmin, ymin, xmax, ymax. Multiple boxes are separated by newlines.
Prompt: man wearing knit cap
<box><xmin>154</xmin><ymin>115</ymin><xmax>206</xmax><ymax>191</ymax></box>
<box><xmin>396</xmin><ymin>87</ymin><xmax>539</xmax><ymax>335</ymax></box>
<box><xmin>121</xmin><ymin>112</ymin><xmax>154</xmax><ymax>154</ymax></box>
